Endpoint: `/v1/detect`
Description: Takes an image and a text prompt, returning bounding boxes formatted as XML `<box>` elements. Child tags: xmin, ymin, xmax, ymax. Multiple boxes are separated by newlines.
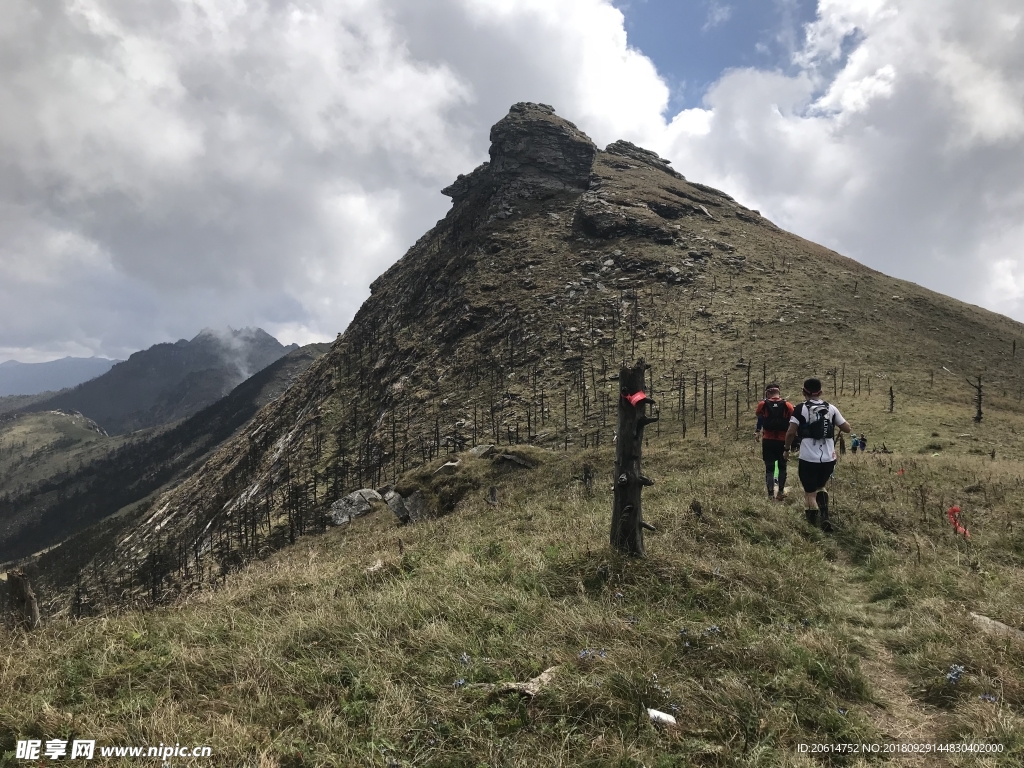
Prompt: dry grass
<box><xmin>3</xmin><ymin>409</ymin><xmax>1024</xmax><ymax>767</ymax></box>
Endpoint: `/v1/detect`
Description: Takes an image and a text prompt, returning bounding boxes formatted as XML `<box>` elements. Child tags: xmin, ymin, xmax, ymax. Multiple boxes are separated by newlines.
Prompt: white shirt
<box><xmin>790</xmin><ymin>400</ymin><xmax>846</xmax><ymax>463</ymax></box>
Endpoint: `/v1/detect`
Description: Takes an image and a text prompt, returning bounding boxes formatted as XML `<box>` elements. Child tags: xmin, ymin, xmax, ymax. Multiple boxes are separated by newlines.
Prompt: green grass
<box><xmin>0</xmin><ymin>411</ymin><xmax>123</xmax><ymax>493</ymax></box>
<box><xmin>4</xmin><ymin>425</ymin><xmax>1024</xmax><ymax>766</ymax></box>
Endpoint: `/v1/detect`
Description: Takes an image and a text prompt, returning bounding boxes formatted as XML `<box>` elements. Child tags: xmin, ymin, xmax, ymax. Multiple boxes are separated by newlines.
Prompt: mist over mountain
<box><xmin>23</xmin><ymin>328</ymin><xmax>297</xmax><ymax>435</ymax></box>
<box><xmin>0</xmin><ymin>357</ymin><xmax>120</xmax><ymax>397</ymax></box>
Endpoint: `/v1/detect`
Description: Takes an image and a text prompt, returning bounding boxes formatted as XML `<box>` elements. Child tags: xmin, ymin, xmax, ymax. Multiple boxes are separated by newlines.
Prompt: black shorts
<box><xmin>798</xmin><ymin>460</ymin><xmax>836</xmax><ymax>493</ymax></box>
<box><xmin>761</xmin><ymin>439</ymin><xmax>787</xmax><ymax>466</ymax></box>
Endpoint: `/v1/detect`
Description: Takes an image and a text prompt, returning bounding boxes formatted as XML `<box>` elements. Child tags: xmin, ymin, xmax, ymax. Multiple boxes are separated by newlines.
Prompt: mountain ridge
<box><xmin>43</xmin><ymin>102</ymin><xmax>1024</xmax><ymax>607</ymax></box>
<box><xmin>21</xmin><ymin>328</ymin><xmax>298</xmax><ymax>435</ymax></box>
<box><xmin>0</xmin><ymin>357</ymin><xmax>121</xmax><ymax>397</ymax></box>
<box><xmin>1</xmin><ymin>342</ymin><xmax>330</xmax><ymax>570</ymax></box>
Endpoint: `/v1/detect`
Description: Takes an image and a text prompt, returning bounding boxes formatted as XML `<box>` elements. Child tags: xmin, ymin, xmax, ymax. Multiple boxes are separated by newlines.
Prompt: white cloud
<box><xmin>0</xmin><ymin>0</ymin><xmax>675</xmax><ymax>359</ymax></box>
<box><xmin>656</xmin><ymin>0</ymin><xmax>1024</xmax><ymax>319</ymax></box>
<box><xmin>703</xmin><ymin>2</ymin><xmax>733</xmax><ymax>33</ymax></box>
<box><xmin>1</xmin><ymin>0</ymin><xmax>1022</xmax><ymax>361</ymax></box>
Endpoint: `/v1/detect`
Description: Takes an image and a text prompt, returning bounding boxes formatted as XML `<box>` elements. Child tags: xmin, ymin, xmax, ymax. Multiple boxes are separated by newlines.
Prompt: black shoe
<box><xmin>819</xmin><ymin>511</ymin><xmax>834</xmax><ymax>533</ymax></box>
<box><xmin>805</xmin><ymin>509</ymin><xmax>818</xmax><ymax>526</ymax></box>
<box><xmin>816</xmin><ymin>490</ymin><xmax>829</xmax><ymax>515</ymax></box>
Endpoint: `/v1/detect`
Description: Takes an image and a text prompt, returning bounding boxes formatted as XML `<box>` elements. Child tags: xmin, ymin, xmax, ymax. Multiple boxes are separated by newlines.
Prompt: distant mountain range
<box><xmin>23</xmin><ymin>328</ymin><xmax>297</xmax><ymax>435</ymax></box>
<box><xmin>1</xmin><ymin>342</ymin><xmax>330</xmax><ymax>567</ymax></box>
<box><xmin>0</xmin><ymin>357</ymin><xmax>120</xmax><ymax>397</ymax></box>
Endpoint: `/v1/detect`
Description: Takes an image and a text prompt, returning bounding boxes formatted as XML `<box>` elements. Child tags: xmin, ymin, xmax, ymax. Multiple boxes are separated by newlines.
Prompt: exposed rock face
<box><xmin>329</xmin><ymin>489</ymin><xmax>382</xmax><ymax>525</ymax></box>
<box><xmin>604</xmin><ymin>140</ymin><xmax>682</xmax><ymax>179</ymax></box>
<box><xmin>442</xmin><ymin>102</ymin><xmax>597</xmax><ymax>221</ymax></box>
<box><xmin>487</xmin><ymin>103</ymin><xmax>596</xmax><ymax>193</ymax></box>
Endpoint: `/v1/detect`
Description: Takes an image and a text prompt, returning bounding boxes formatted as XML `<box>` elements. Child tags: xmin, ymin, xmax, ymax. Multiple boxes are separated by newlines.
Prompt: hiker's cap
<box><xmin>803</xmin><ymin>377</ymin><xmax>823</xmax><ymax>395</ymax></box>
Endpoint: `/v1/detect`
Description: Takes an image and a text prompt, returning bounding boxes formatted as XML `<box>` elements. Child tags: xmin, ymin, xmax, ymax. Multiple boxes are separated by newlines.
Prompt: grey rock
<box><xmin>384</xmin><ymin>490</ymin><xmax>409</xmax><ymax>523</ymax></box>
<box><xmin>469</xmin><ymin>444</ymin><xmax>497</xmax><ymax>458</ymax></box>
<box><xmin>434</xmin><ymin>459</ymin><xmax>461</xmax><ymax>476</ymax></box>
<box><xmin>492</xmin><ymin>452</ymin><xmax>536</xmax><ymax>469</ymax></box>
<box><xmin>329</xmin><ymin>488</ymin><xmax>382</xmax><ymax>526</ymax></box>
<box><xmin>442</xmin><ymin>102</ymin><xmax>596</xmax><ymax>209</ymax></box>
<box><xmin>605</xmin><ymin>140</ymin><xmax>683</xmax><ymax>179</ymax></box>
<box><xmin>405</xmin><ymin>490</ymin><xmax>428</xmax><ymax>522</ymax></box>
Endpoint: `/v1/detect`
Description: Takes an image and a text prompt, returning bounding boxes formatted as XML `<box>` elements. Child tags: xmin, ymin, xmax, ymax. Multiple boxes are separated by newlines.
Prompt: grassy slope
<box><xmin>0</xmin><ymin>393</ymin><xmax>58</xmax><ymax>416</ymax></box>
<box><xmin>80</xmin><ymin>141</ymin><xmax>1024</xmax><ymax>612</ymax></box>
<box><xmin>3</xmin><ymin>394</ymin><xmax>1023</xmax><ymax>766</ymax></box>
<box><xmin>0</xmin><ymin>412</ymin><xmax>123</xmax><ymax>494</ymax></box>
<box><xmin>6</xmin><ymin>108</ymin><xmax>1024</xmax><ymax>765</ymax></box>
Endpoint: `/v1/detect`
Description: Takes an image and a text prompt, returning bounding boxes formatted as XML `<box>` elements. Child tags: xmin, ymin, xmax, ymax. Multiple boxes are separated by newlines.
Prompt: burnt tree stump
<box><xmin>7</xmin><ymin>569</ymin><xmax>41</xmax><ymax>630</ymax></box>
<box><xmin>968</xmin><ymin>376</ymin><xmax>983</xmax><ymax>423</ymax></box>
<box><xmin>611</xmin><ymin>359</ymin><xmax>658</xmax><ymax>556</ymax></box>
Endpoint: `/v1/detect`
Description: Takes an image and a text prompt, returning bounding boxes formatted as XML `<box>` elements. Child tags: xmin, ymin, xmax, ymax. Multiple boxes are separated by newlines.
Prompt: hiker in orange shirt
<box><xmin>755</xmin><ymin>384</ymin><xmax>794</xmax><ymax>501</ymax></box>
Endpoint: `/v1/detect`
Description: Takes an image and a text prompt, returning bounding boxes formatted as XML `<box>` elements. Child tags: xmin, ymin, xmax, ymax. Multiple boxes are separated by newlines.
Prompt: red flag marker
<box><xmin>622</xmin><ymin>391</ymin><xmax>649</xmax><ymax>407</ymax></box>
<box><xmin>947</xmin><ymin>505</ymin><xmax>970</xmax><ymax>538</ymax></box>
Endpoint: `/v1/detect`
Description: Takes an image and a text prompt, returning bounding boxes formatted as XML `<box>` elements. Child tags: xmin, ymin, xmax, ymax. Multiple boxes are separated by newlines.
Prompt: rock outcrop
<box><xmin>328</xmin><ymin>489</ymin><xmax>383</xmax><ymax>526</ymax></box>
<box><xmin>442</xmin><ymin>102</ymin><xmax>597</xmax><ymax>224</ymax></box>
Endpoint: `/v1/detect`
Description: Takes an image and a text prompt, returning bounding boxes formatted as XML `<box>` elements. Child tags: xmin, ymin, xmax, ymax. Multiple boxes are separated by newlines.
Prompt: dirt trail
<box><xmin>833</xmin><ymin>564</ymin><xmax>952</xmax><ymax>767</ymax></box>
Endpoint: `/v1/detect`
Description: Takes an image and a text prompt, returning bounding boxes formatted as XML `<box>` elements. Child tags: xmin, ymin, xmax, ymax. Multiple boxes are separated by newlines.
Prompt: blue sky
<box><xmin>613</xmin><ymin>0</ymin><xmax>820</xmax><ymax>112</ymax></box>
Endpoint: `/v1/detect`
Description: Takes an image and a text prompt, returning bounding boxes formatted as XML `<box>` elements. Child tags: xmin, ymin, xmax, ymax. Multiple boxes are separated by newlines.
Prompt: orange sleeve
<box><xmin>755</xmin><ymin>401</ymin><xmax>766</xmax><ymax>417</ymax></box>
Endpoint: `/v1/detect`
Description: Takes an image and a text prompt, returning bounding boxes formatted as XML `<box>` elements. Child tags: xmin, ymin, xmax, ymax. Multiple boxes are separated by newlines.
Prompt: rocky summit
<box><xmin>54</xmin><ymin>102</ymin><xmax>1024</xmax><ymax>605</ymax></box>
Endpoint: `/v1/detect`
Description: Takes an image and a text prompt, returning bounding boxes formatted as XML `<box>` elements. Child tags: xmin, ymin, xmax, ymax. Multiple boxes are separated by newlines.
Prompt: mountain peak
<box><xmin>55</xmin><ymin>101</ymin><xmax>1024</xmax><ymax>612</ymax></box>
<box><xmin>22</xmin><ymin>327</ymin><xmax>294</xmax><ymax>434</ymax></box>
<box><xmin>442</xmin><ymin>102</ymin><xmax>596</xmax><ymax>210</ymax></box>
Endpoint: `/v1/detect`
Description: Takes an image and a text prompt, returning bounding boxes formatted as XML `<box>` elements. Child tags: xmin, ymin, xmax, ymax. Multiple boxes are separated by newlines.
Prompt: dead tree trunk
<box><xmin>611</xmin><ymin>359</ymin><xmax>658</xmax><ymax>557</ymax></box>
<box><xmin>889</xmin><ymin>386</ymin><xmax>894</xmax><ymax>413</ymax></box>
<box><xmin>968</xmin><ymin>376</ymin><xmax>983</xmax><ymax>423</ymax></box>
<box><xmin>7</xmin><ymin>570</ymin><xmax>41</xmax><ymax>630</ymax></box>
<box><xmin>703</xmin><ymin>372</ymin><xmax>709</xmax><ymax>438</ymax></box>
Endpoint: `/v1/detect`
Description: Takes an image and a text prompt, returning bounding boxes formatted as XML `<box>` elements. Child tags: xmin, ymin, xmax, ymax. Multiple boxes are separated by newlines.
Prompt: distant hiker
<box><xmin>784</xmin><ymin>378</ymin><xmax>853</xmax><ymax>532</ymax></box>
<box><xmin>755</xmin><ymin>384</ymin><xmax>794</xmax><ymax>501</ymax></box>
<box><xmin>859</xmin><ymin>433</ymin><xmax>868</xmax><ymax>453</ymax></box>
<box><xmin>851</xmin><ymin>434</ymin><xmax>860</xmax><ymax>454</ymax></box>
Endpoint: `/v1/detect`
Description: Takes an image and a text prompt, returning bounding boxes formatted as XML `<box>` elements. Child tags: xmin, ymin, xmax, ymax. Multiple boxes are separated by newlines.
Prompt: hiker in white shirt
<box><xmin>782</xmin><ymin>377</ymin><xmax>853</xmax><ymax>532</ymax></box>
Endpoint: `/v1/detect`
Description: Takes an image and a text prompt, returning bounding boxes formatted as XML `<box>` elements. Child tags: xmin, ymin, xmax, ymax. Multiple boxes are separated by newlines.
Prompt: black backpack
<box><xmin>797</xmin><ymin>400</ymin><xmax>833</xmax><ymax>440</ymax></box>
<box><xmin>762</xmin><ymin>399</ymin><xmax>790</xmax><ymax>432</ymax></box>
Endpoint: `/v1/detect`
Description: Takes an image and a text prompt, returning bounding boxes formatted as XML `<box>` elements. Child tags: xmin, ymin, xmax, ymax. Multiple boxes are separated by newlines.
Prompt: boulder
<box><xmin>469</xmin><ymin>444</ymin><xmax>496</xmax><ymax>458</ymax></box>
<box><xmin>328</xmin><ymin>488</ymin><xmax>382</xmax><ymax>526</ymax></box>
<box><xmin>492</xmin><ymin>452</ymin><xmax>536</xmax><ymax>469</ymax></box>
<box><xmin>405</xmin><ymin>490</ymin><xmax>428</xmax><ymax>522</ymax></box>
<box><xmin>433</xmin><ymin>459</ymin><xmax>461</xmax><ymax>476</ymax></box>
<box><xmin>384</xmin><ymin>489</ymin><xmax>410</xmax><ymax>524</ymax></box>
